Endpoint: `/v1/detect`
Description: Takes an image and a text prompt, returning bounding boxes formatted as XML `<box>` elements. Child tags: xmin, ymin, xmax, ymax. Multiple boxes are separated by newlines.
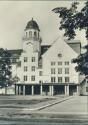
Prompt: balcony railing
<box><xmin>22</xmin><ymin>37</ymin><xmax>39</xmax><ymax>41</ymax></box>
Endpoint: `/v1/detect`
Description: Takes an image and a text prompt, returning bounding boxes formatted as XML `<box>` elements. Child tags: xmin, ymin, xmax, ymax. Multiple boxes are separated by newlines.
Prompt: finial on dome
<box><xmin>25</xmin><ymin>18</ymin><xmax>40</xmax><ymax>31</ymax></box>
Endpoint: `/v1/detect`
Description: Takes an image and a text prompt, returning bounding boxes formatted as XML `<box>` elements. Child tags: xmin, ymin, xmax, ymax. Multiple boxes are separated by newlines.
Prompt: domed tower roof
<box><xmin>25</xmin><ymin>18</ymin><xmax>40</xmax><ymax>31</ymax></box>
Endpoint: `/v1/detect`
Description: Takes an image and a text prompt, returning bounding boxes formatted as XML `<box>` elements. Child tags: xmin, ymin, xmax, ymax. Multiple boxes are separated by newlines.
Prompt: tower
<box><xmin>22</xmin><ymin>18</ymin><xmax>41</xmax><ymax>55</ymax></box>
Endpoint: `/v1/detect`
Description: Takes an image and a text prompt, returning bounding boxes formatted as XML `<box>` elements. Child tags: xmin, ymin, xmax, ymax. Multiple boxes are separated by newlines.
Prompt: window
<box><xmin>24</xmin><ymin>66</ymin><xmax>28</xmax><ymax>72</ymax></box>
<box><xmin>58</xmin><ymin>61</ymin><xmax>62</xmax><ymax>65</ymax></box>
<box><xmin>31</xmin><ymin>76</ymin><xmax>35</xmax><ymax>81</ymax></box>
<box><xmin>39</xmin><ymin>71</ymin><xmax>42</xmax><ymax>76</ymax></box>
<box><xmin>86</xmin><ymin>87</ymin><xmax>88</xmax><ymax>92</ymax></box>
<box><xmin>17</xmin><ymin>61</ymin><xmax>21</xmax><ymax>67</ymax></box>
<box><xmin>65</xmin><ymin>77</ymin><xmax>69</xmax><ymax>83</ymax></box>
<box><xmin>65</xmin><ymin>61</ymin><xmax>69</xmax><ymax>65</ymax></box>
<box><xmin>34</xmin><ymin>31</ymin><xmax>37</xmax><ymax>37</ymax></box>
<box><xmin>29</xmin><ymin>31</ymin><xmax>32</xmax><ymax>37</ymax></box>
<box><xmin>51</xmin><ymin>68</ymin><xmax>55</xmax><ymax>74</ymax></box>
<box><xmin>38</xmin><ymin>32</ymin><xmax>39</xmax><ymax>38</ymax></box>
<box><xmin>65</xmin><ymin>68</ymin><xmax>69</xmax><ymax>74</ymax></box>
<box><xmin>58</xmin><ymin>77</ymin><xmax>62</xmax><ymax>83</ymax></box>
<box><xmin>32</xmin><ymin>57</ymin><xmax>35</xmax><ymax>62</ymax></box>
<box><xmin>51</xmin><ymin>62</ymin><xmax>55</xmax><ymax>66</ymax></box>
<box><xmin>24</xmin><ymin>57</ymin><xmax>28</xmax><ymax>62</ymax></box>
<box><xmin>39</xmin><ymin>80</ymin><xmax>42</xmax><ymax>83</ymax></box>
<box><xmin>51</xmin><ymin>77</ymin><xmax>56</xmax><ymax>83</ymax></box>
<box><xmin>26</xmin><ymin>32</ymin><xmax>27</xmax><ymax>37</ymax></box>
<box><xmin>31</xmin><ymin>66</ymin><xmax>35</xmax><ymax>71</ymax></box>
<box><xmin>58</xmin><ymin>68</ymin><xmax>62</xmax><ymax>74</ymax></box>
<box><xmin>24</xmin><ymin>75</ymin><xmax>27</xmax><ymax>81</ymax></box>
<box><xmin>58</xmin><ymin>53</ymin><xmax>62</xmax><ymax>57</ymax></box>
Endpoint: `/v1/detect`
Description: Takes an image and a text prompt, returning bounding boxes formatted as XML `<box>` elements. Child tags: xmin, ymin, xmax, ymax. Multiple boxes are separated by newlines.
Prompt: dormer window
<box><xmin>58</xmin><ymin>53</ymin><xmax>62</xmax><ymax>58</ymax></box>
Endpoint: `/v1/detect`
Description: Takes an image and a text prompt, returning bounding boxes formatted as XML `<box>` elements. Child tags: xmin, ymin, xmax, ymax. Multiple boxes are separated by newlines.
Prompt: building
<box><xmin>9</xmin><ymin>18</ymin><xmax>81</xmax><ymax>96</ymax></box>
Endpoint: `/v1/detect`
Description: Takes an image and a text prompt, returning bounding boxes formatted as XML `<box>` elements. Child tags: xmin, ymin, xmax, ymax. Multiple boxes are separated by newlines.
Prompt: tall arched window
<box><xmin>29</xmin><ymin>31</ymin><xmax>32</xmax><ymax>38</ymax></box>
<box><xmin>26</xmin><ymin>32</ymin><xmax>27</xmax><ymax>37</ymax></box>
<box><xmin>38</xmin><ymin>32</ymin><xmax>39</xmax><ymax>38</ymax></box>
<box><xmin>34</xmin><ymin>31</ymin><xmax>37</xmax><ymax>38</ymax></box>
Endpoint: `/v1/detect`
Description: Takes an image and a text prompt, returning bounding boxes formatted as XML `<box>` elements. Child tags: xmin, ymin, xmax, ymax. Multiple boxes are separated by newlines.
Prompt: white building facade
<box><xmin>9</xmin><ymin>18</ymin><xmax>81</xmax><ymax>96</ymax></box>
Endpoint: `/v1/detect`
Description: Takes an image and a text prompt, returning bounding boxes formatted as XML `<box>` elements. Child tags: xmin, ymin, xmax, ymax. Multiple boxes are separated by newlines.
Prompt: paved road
<box><xmin>0</xmin><ymin>117</ymin><xmax>88</xmax><ymax>125</ymax></box>
<box><xmin>0</xmin><ymin>96</ymin><xmax>88</xmax><ymax>124</ymax></box>
<box><xmin>39</xmin><ymin>96</ymin><xmax>88</xmax><ymax>114</ymax></box>
<box><xmin>0</xmin><ymin>121</ymin><xmax>88</xmax><ymax>125</ymax></box>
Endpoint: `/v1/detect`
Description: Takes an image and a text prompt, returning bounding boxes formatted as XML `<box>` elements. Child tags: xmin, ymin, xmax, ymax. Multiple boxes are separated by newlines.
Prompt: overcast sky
<box><xmin>0</xmin><ymin>1</ymin><xmax>86</xmax><ymax>49</ymax></box>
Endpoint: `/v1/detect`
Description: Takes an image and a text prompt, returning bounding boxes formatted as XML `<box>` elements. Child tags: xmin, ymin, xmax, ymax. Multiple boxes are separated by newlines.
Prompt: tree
<box><xmin>52</xmin><ymin>1</ymin><xmax>88</xmax><ymax>80</ymax></box>
<box><xmin>11</xmin><ymin>75</ymin><xmax>20</xmax><ymax>84</ymax></box>
<box><xmin>0</xmin><ymin>48</ymin><xmax>12</xmax><ymax>94</ymax></box>
<box><xmin>52</xmin><ymin>2</ymin><xmax>79</xmax><ymax>40</ymax></box>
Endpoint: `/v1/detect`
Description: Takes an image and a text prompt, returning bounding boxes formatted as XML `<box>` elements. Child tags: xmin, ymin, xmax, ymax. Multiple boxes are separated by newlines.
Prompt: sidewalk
<box><xmin>22</xmin><ymin>96</ymin><xmax>73</xmax><ymax>111</ymax></box>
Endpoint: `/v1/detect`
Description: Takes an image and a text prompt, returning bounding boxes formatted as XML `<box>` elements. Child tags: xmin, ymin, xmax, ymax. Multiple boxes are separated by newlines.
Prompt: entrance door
<box><xmin>54</xmin><ymin>85</ymin><xmax>65</xmax><ymax>95</ymax></box>
<box><xmin>34</xmin><ymin>85</ymin><xmax>40</xmax><ymax>95</ymax></box>
<box><xmin>69</xmin><ymin>85</ymin><xmax>77</xmax><ymax>95</ymax></box>
<box><xmin>25</xmin><ymin>85</ymin><xmax>32</xmax><ymax>95</ymax></box>
<box><xmin>43</xmin><ymin>85</ymin><xmax>49</xmax><ymax>95</ymax></box>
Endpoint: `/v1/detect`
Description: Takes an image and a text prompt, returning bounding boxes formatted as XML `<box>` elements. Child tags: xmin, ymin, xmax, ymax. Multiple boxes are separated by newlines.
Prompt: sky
<box><xmin>0</xmin><ymin>1</ymin><xmax>86</xmax><ymax>50</ymax></box>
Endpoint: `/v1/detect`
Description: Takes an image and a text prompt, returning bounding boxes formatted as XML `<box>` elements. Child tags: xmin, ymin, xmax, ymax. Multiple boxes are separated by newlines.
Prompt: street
<box><xmin>0</xmin><ymin>116</ymin><xmax>88</xmax><ymax>125</ymax></box>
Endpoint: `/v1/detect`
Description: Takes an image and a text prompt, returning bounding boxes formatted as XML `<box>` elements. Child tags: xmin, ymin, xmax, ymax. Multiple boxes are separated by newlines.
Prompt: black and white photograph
<box><xmin>0</xmin><ymin>0</ymin><xmax>88</xmax><ymax>124</ymax></box>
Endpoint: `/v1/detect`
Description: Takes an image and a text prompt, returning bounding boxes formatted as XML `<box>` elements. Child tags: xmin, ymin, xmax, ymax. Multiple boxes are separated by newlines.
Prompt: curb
<box><xmin>23</xmin><ymin>96</ymin><xmax>73</xmax><ymax>111</ymax></box>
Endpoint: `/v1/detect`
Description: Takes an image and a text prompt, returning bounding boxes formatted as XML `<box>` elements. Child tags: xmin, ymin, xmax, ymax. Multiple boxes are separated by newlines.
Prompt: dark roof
<box><xmin>16</xmin><ymin>83</ymin><xmax>79</xmax><ymax>85</ymax></box>
<box><xmin>8</xmin><ymin>49</ymin><xmax>23</xmax><ymax>58</ymax></box>
<box><xmin>41</xmin><ymin>45</ymin><xmax>51</xmax><ymax>55</ymax></box>
<box><xmin>68</xmin><ymin>42</ymin><xmax>81</xmax><ymax>54</ymax></box>
<box><xmin>65</xmin><ymin>39</ymin><xmax>81</xmax><ymax>54</ymax></box>
<box><xmin>25</xmin><ymin>18</ymin><xmax>40</xmax><ymax>31</ymax></box>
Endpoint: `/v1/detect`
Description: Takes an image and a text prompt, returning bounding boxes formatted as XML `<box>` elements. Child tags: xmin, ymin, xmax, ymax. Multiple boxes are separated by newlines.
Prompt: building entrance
<box><xmin>54</xmin><ymin>85</ymin><xmax>65</xmax><ymax>95</ymax></box>
<box><xmin>25</xmin><ymin>85</ymin><xmax>32</xmax><ymax>95</ymax></box>
<box><xmin>69</xmin><ymin>85</ymin><xmax>77</xmax><ymax>95</ymax></box>
<box><xmin>34</xmin><ymin>85</ymin><xmax>40</xmax><ymax>95</ymax></box>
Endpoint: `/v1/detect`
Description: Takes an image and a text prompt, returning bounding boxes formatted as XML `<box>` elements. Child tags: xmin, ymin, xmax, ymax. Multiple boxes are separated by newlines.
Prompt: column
<box><xmin>32</xmin><ymin>85</ymin><xmax>34</xmax><ymax>95</ymax></box>
<box><xmin>52</xmin><ymin>85</ymin><xmax>54</xmax><ymax>96</ymax></box>
<box><xmin>19</xmin><ymin>86</ymin><xmax>21</xmax><ymax>95</ymax></box>
<box><xmin>15</xmin><ymin>85</ymin><xmax>18</xmax><ymax>95</ymax></box>
<box><xmin>23</xmin><ymin>85</ymin><xmax>25</xmax><ymax>95</ymax></box>
<box><xmin>67</xmin><ymin>85</ymin><xmax>69</xmax><ymax>96</ymax></box>
<box><xmin>49</xmin><ymin>86</ymin><xmax>52</xmax><ymax>96</ymax></box>
<box><xmin>77</xmin><ymin>85</ymin><xmax>79</xmax><ymax>95</ymax></box>
<box><xmin>40</xmin><ymin>85</ymin><xmax>43</xmax><ymax>95</ymax></box>
<box><xmin>65</xmin><ymin>85</ymin><xmax>67</xmax><ymax>95</ymax></box>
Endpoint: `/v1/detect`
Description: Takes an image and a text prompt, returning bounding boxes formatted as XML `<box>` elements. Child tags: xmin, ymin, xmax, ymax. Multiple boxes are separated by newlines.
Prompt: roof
<box><xmin>8</xmin><ymin>49</ymin><xmax>23</xmax><ymax>58</ymax></box>
<box><xmin>41</xmin><ymin>39</ymin><xmax>81</xmax><ymax>56</ymax></box>
<box><xmin>25</xmin><ymin>18</ymin><xmax>40</xmax><ymax>31</ymax></box>
<box><xmin>41</xmin><ymin>45</ymin><xmax>51</xmax><ymax>55</ymax></box>
<box><xmin>65</xmin><ymin>39</ymin><xmax>81</xmax><ymax>54</ymax></box>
